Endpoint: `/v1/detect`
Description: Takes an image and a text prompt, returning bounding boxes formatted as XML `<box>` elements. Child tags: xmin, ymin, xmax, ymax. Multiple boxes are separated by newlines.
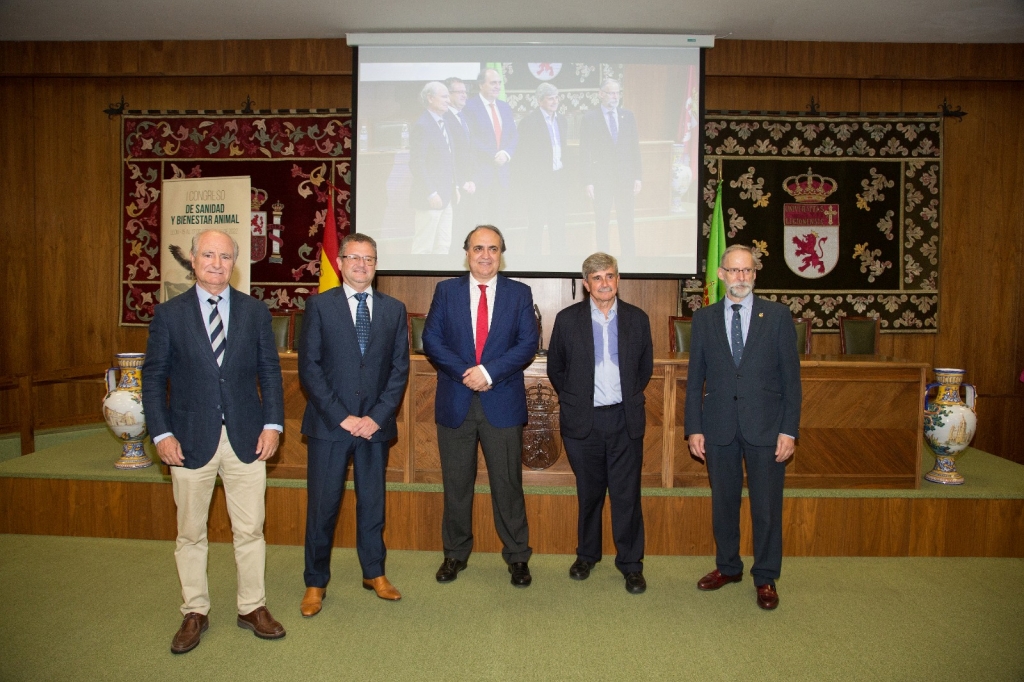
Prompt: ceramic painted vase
<box><xmin>102</xmin><ymin>353</ymin><xmax>152</xmax><ymax>469</ymax></box>
<box><xmin>923</xmin><ymin>368</ymin><xmax>977</xmax><ymax>485</ymax></box>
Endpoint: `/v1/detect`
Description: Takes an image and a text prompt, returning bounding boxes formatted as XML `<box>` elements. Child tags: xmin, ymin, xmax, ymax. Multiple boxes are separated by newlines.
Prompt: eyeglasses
<box><xmin>721</xmin><ymin>267</ymin><xmax>754</xmax><ymax>276</ymax></box>
<box><xmin>341</xmin><ymin>254</ymin><xmax>377</xmax><ymax>265</ymax></box>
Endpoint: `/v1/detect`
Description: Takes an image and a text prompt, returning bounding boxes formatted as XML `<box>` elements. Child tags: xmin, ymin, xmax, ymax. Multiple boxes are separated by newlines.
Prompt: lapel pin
<box><xmin>758</xmin><ymin>312</ymin><xmax>764</xmax><ymax>317</ymax></box>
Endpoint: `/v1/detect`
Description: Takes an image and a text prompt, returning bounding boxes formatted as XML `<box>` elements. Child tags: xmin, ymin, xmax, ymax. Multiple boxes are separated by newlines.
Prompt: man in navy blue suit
<box><xmin>579</xmin><ymin>78</ymin><xmax>643</xmax><ymax>257</ymax></box>
<box><xmin>409</xmin><ymin>81</ymin><xmax>462</xmax><ymax>254</ymax></box>
<box><xmin>297</xmin><ymin>233</ymin><xmax>409</xmax><ymax>617</ymax></box>
<box><xmin>461</xmin><ymin>68</ymin><xmax>518</xmax><ymax>227</ymax></box>
<box><xmin>685</xmin><ymin>244</ymin><xmax>802</xmax><ymax>611</ymax></box>
<box><xmin>422</xmin><ymin>225</ymin><xmax>539</xmax><ymax>587</ymax></box>
<box><xmin>142</xmin><ymin>229</ymin><xmax>285</xmax><ymax>653</ymax></box>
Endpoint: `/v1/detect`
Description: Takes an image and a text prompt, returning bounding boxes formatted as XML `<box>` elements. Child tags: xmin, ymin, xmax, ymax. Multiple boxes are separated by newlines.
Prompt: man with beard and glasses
<box><xmin>684</xmin><ymin>244</ymin><xmax>801</xmax><ymax>610</ymax></box>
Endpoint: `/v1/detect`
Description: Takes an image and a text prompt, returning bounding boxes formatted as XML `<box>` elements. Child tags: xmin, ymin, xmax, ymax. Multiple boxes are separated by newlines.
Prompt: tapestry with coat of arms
<box><xmin>687</xmin><ymin>112</ymin><xmax>942</xmax><ymax>332</ymax></box>
<box><xmin>120</xmin><ymin>111</ymin><xmax>352</xmax><ymax>325</ymax></box>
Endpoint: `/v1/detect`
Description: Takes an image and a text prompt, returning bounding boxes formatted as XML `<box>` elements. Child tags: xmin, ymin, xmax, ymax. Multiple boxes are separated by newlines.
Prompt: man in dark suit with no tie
<box><xmin>547</xmin><ymin>252</ymin><xmax>653</xmax><ymax>594</ymax></box>
<box><xmin>142</xmin><ymin>229</ymin><xmax>286</xmax><ymax>654</ymax></box>
<box><xmin>685</xmin><ymin>244</ymin><xmax>802</xmax><ymax>610</ymax></box>
<box><xmin>422</xmin><ymin>225</ymin><xmax>539</xmax><ymax>587</ymax></box>
<box><xmin>513</xmin><ymin>82</ymin><xmax>568</xmax><ymax>255</ymax></box>
<box><xmin>578</xmin><ymin>78</ymin><xmax>642</xmax><ymax>257</ymax></box>
<box><xmin>297</xmin><ymin>233</ymin><xmax>410</xmax><ymax>616</ymax></box>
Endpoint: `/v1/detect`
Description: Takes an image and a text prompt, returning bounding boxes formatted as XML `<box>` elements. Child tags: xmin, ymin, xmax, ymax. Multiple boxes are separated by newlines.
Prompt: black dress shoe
<box><xmin>624</xmin><ymin>572</ymin><xmax>647</xmax><ymax>594</ymax></box>
<box><xmin>435</xmin><ymin>557</ymin><xmax>468</xmax><ymax>583</ymax></box>
<box><xmin>569</xmin><ymin>558</ymin><xmax>596</xmax><ymax>581</ymax></box>
<box><xmin>508</xmin><ymin>561</ymin><xmax>532</xmax><ymax>587</ymax></box>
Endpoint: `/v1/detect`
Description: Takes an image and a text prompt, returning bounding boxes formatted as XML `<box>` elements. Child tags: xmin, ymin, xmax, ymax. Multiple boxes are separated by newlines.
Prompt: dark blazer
<box><xmin>298</xmin><ymin>287</ymin><xmax>410</xmax><ymax>443</ymax></box>
<box><xmin>513</xmin><ymin>108</ymin><xmax>567</xmax><ymax>192</ymax></box>
<box><xmin>142</xmin><ymin>285</ymin><xmax>284</xmax><ymax>469</ymax></box>
<box><xmin>578</xmin><ymin>106</ymin><xmax>642</xmax><ymax>189</ymax></box>
<box><xmin>409</xmin><ymin>109</ymin><xmax>460</xmax><ymax>210</ymax></box>
<box><xmin>547</xmin><ymin>299</ymin><xmax>653</xmax><ymax>441</ymax></box>
<box><xmin>422</xmin><ymin>274</ymin><xmax>538</xmax><ymax>430</ymax></box>
<box><xmin>684</xmin><ymin>297</ymin><xmax>802</xmax><ymax>446</ymax></box>
<box><xmin>462</xmin><ymin>96</ymin><xmax>519</xmax><ymax>191</ymax></box>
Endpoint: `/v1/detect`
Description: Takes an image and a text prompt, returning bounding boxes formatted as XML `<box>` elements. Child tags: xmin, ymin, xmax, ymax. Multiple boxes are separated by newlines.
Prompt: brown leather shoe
<box><xmin>756</xmin><ymin>584</ymin><xmax>780</xmax><ymax>610</ymax></box>
<box><xmin>697</xmin><ymin>569</ymin><xmax>743</xmax><ymax>591</ymax></box>
<box><xmin>300</xmin><ymin>587</ymin><xmax>326</xmax><ymax>617</ymax></box>
<box><xmin>170</xmin><ymin>612</ymin><xmax>208</xmax><ymax>654</ymax></box>
<box><xmin>237</xmin><ymin>606</ymin><xmax>286</xmax><ymax>639</ymax></box>
<box><xmin>362</xmin><ymin>576</ymin><xmax>402</xmax><ymax>601</ymax></box>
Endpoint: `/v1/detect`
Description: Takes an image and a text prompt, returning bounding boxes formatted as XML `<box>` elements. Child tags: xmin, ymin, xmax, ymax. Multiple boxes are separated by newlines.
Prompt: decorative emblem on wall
<box><xmin>269</xmin><ymin>199</ymin><xmax>286</xmax><ymax>264</ymax></box>
<box><xmin>251</xmin><ymin>187</ymin><xmax>268</xmax><ymax>263</ymax></box>
<box><xmin>522</xmin><ymin>382</ymin><xmax>561</xmax><ymax>470</ymax></box>
<box><xmin>782</xmin><ymin>168</ymin><xmax>839</xmax><ymax>279</ymax></box>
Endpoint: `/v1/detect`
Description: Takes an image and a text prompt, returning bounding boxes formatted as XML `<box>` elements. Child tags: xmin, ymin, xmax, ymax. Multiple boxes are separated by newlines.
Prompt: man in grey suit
<box><xmin>142</xmin><ymin>229</ymin><xmax>286</xmax><ymax>653</ymax></box>
<box><xmin>547</xmin><ymin>252</ymin><xmax>653</xmax><ymax>594</ymax></box>
<box><xmin>297</xmin><ymin>233</ymin><xmax>409</xmax><ymax>616</ymax></box>
<box><xmin>684</xmin><ymin>244</ymin><xmax>802</xmax><ymax>610</ymax></box>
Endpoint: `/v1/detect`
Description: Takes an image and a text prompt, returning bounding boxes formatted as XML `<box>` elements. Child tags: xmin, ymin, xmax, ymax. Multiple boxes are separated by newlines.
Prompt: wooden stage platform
<box><xmin>2</xmin><ymin>432</ymin><xmax>1022</xmax><ymax>558</ymax></box>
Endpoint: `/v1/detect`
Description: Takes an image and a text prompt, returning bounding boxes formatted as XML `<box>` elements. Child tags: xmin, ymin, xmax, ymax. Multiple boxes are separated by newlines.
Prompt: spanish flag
<box><xmin>318</xmin><ymin>191</ymin><xmax>341</xmax><ymax>293</ymax></box>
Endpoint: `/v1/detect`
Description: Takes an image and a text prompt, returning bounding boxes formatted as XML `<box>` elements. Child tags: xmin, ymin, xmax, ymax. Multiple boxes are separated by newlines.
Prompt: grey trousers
<box><xmin>437</xmin><ymin>394</ymin><xmax>532</xmax><ymax>564</ymax></box>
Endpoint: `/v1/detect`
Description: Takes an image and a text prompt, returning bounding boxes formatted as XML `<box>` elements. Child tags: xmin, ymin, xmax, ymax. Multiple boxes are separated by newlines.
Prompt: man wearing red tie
<box><xmin>421</xmin><ymin>225</ymin><xmax>539</xmax><ymax>587</ymax></box>
<box><xmin>461</xmin><ymin>68</ymin><xmax>519</xmax><ymax>227</ymax></box>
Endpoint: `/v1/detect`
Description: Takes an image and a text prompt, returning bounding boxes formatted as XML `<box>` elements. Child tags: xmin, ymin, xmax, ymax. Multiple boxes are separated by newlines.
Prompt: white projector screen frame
<box><xmin>349</xmin><ymin>33</ymin><xmax>712</xmax><ymax>277</ymax></box>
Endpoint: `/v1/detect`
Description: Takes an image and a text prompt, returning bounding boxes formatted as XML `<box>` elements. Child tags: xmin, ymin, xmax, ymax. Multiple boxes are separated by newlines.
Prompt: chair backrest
<box><xmin>668</xmin><ymin>316</ymin><xmax>693</xmax><ymax>353</ymax></box>
<box><xmin>408</xmin><ymin>313</ymin><xmax>427</xmax><ymax>354</ymax></box>
<box><xmin>270</xmin><ymin>314</ymin><xmax>290</xmax><ymax>351</ymax></box>
<box><xmin>839</xmin><ymin>316</ymin><xmax>880</xmax><ymax>355</ymax></box>
<box><xmin>793</xmin><ymin>317</ymin><xmax>813</xmax><ymax>355</ymax></box>
<box><xmin>291</xmin><ymin>312</ymin><xmax>304</xmax><ymax>352</ymax></box>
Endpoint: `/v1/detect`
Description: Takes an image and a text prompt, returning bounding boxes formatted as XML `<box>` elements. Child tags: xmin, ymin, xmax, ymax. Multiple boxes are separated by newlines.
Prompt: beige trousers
<box><xmin>170</xmin><ymin>426</ymin><xmax>267</xmax><ymax>616</ymax></box>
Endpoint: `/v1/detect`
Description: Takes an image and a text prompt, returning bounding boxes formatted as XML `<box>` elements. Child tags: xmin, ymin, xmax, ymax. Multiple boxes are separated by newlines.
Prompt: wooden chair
<box><xmin>271</xmin><ymin>311</ymin><xmax>304</xmax><ymax>353</ymax></box>
<box><xmin>793</xmin><ymin>317</ymin><xmax>813</xmax><ymax>355</ymax></box>
<box><xmin>408</xmin><ymin>312</ymin><xmax>427</xmax><ymax>354</ymax></box>
<box><xmin>668</xmin><ymin>316</ymin><xmax>693</xmax><ymax>353</ymax></box>
<box><xmin>270</xmin><ymin>313</ymin><xmax>291</xmax><ymax>352</ymax></box>
<box><xmin>839</xmin><ymin>316</ymin><xmax>880</xmax><ymax>355</ymax></box>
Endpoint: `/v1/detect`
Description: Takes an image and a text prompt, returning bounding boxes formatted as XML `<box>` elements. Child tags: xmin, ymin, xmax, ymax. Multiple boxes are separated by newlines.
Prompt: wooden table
<box><xmin>271</xmin><ymin>353</ymin><xmax>927</xmax><ymax>489</ymax></box>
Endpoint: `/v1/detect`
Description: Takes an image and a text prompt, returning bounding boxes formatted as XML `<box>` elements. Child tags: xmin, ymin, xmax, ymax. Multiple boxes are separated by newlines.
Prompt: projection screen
<box><xmin>348</xmin><ymin>33</ymin><xmax>712</xmax><ymax>277</ymax></box>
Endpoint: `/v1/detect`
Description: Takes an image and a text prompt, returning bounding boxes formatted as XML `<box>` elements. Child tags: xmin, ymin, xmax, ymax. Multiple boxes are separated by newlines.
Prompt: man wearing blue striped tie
<box><xmin>142</xmin><ymin>229</ymin><xmax>286</xmax><ymax>653</ymax></box>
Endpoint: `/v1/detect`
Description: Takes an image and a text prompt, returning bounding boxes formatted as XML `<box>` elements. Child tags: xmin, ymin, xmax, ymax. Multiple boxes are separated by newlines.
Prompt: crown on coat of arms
<box><xmin>251</xmin><ymin>187</ymin><xmax>268</xmax><ymax>210</ymax></box>
<box><xmin>783</xmin><ymin>168</ymin><xmax>837</xmax><ymax>203</ymax></box>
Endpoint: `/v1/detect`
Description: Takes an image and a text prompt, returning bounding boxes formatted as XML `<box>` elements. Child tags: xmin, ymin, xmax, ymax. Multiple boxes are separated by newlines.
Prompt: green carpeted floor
<box><xmin>1</xmin><ymin>534</ymin><xmax>1022</xmax><ymax>681</ymax></box>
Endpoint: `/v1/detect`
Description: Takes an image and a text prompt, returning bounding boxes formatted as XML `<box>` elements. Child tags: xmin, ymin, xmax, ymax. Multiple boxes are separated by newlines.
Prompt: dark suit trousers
<box><xmin>526</xmin><ymin>170</ymin><xmax>566</xmax><ymax>255</ymax></box>
<box><xmin>705</xmin><ymin>434</ymin><xmax>786</xmax><ymax>586</ymax></box>
<box><xmin>593</xmin><ymin>181</ymin><xmax>636</xmax><ymax>257</ymax></box>
<box><xmin>563</xmin><ymin>403</ymin><xmax>645</xmax><ymax>573</ymax></box>
<box><xmin>304</xmin><ymin>436</ymin><xmax>388</xmax><ymax>586</ymax></box>
<box><xmin>437</xmin><ymin>394</ymin><xmax>532</xmax><ymax>564</ymax></box>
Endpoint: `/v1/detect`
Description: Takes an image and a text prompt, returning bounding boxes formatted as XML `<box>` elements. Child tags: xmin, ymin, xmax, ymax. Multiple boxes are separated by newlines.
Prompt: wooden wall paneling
<box><xmin>0</xmin><ymin>79</ymin><xmax>34</xmax><ymax>382</ymax></box>
<box><xmin>139</xmin><ymin>41</ymin><xmax>227</xmax><ymax>76</ymax></box>
<box><xmin>974</xmin><ymin>396</ymin><xmax>1024</xmax><ymax>463</ymax></box>
<box><xmin>908</xmin><ymin>499</ymin><xmax>1024</xmax><ymax>557</ymax></box>
<box><xmin>310</xmin><ymin>75</ymin><xmax>352</xmax><ymax>109</ymax></box>
<box><xmin>783</xmin><ymin>497</ymin><xmax>912</xmax><ymax>556</ymax></box>
<box><xmin>705</xmin><ymin>41</ymin><xmax>791</xmax><ymax>78</ymax></box>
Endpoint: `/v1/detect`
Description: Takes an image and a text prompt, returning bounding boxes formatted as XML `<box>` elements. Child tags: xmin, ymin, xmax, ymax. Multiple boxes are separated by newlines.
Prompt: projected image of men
<box><xmin>461</xmin><ymin>68</ymin><xmax>519</xmax><ymax>227</ymax></box>
<box><xmin>579</xmin><ymin>78</ymin><xmax>643</xmax><ymax>257</ymax></box>
<box><xmin>513</xmin><ymin>82</ymin><xmax>567</xmax><ymax>255</ymax></box>
<box><xmin>410</xmin><ymin>81</ymin><xmax>461</xmax><ymax>254</ymax></box>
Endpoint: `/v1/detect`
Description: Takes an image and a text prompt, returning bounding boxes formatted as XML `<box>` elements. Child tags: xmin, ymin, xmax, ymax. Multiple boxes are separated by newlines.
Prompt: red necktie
<box><xmin>475</xmin><ymin>284</ymin><xmax>489</xmax><ymax>364</ymax></box>
<box><xmin>489</xmin><ymin>102</ymin><xmax>502</xmax><ymax>149</ymax></box>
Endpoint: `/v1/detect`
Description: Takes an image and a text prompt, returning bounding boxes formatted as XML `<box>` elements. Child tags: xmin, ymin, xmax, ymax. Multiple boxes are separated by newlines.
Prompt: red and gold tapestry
<box><xmin>120</xmin><ymin>111</ymin><xmax>352</xmax><ymax>324</ymax></box>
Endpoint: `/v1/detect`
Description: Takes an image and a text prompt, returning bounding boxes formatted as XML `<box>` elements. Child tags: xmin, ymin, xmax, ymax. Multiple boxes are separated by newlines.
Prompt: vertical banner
<box><xmin>160</xmin><ymin>176</ymin><xmax>251</xmax><ymax>302</ymax></box>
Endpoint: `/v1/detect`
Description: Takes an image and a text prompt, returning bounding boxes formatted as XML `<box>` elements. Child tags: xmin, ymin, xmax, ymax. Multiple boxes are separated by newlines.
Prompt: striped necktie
<box><xmin>208</xmin><ymin>296</ymin><xmax>226</xmax><ymax>366</ymax></box>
